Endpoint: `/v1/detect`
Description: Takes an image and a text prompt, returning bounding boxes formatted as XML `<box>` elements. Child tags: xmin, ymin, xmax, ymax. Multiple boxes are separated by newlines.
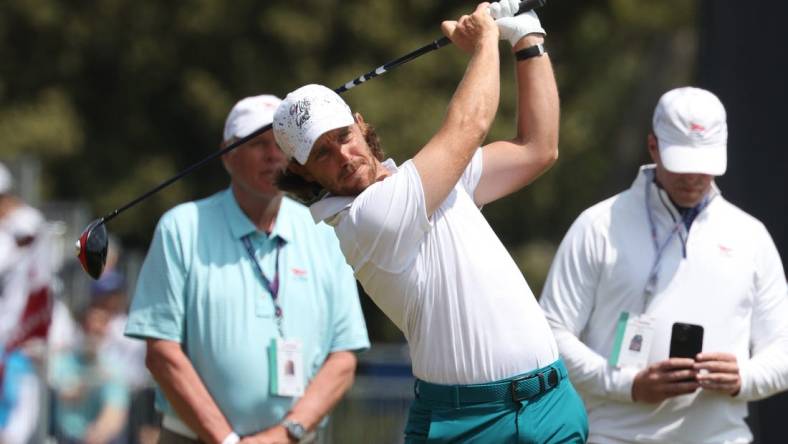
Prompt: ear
<box><xmin>220</xmin><ymin>140</ymin><xmax>233</xmax><ymax>172</ymax></box>
<box><xmin>287</xmin><ymin>161</ymin><xmax>316</xmax><ymax>182</ymax></box>
<box><xmin>647</xmin><ymin>133</ymin><xmax>660</xmax><ymax>164</ymax></box>
<box><xmin>354</xmin><ymin>112</ymin><xmax>367</xmax><ymax>133</ymax></box>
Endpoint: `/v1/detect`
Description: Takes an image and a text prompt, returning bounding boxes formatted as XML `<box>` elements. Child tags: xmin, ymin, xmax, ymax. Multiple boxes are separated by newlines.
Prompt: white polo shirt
<box><xmin>312</xmin><ymin>150</ymin><xmax>558</xmax><ymax>384</ymax></box>
<box><xmin>540</xmin><ymin>165</ymin><xmax>788</xmax><ymax>444</ymax></box>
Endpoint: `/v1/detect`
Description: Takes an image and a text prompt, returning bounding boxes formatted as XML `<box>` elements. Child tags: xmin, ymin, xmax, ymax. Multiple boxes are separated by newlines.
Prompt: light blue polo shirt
<box><xmin>49</xmin><ymin>351</ymin><xmax>129</xmax><ymax>440</ymax></box>
<box><xmin>125</xmin><ymin>189</ymin><xmax>369</xmax><ymax>435</ymax></box>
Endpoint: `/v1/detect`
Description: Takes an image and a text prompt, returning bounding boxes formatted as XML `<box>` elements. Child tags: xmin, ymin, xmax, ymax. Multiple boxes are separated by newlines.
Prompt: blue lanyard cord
<box><xmin>643</xmin><ymin>176</ymin><xmax>710</xmax><ymax>306</ymax></box>
<box><xmin>242</xmin><ymin>234</ymin><xmax>285</xmax><ymax>336</ymax></box>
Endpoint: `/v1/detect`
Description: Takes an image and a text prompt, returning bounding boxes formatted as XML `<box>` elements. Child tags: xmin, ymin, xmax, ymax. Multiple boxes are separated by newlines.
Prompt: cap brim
<box><xmin>296</xmin><ymin>113</ymin><xmax>355</xmax><ymax>164</ymax></box>
<box><xmin>659</xmin><ymin>144</ymin><xmax>727</xmax><ymax>176</ymax></box>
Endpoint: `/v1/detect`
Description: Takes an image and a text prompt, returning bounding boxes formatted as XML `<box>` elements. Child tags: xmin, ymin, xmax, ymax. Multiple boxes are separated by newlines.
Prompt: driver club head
<box><xmin>75</xmin><ymin>218</ymin><xmax>108</xmax><ymax>279</ymax></box>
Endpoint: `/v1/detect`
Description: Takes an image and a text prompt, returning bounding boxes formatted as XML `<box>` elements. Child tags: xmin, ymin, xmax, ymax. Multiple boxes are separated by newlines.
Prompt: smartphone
<box><xmin>669</xmin><ymin>322</ymin><xmax>704</xmax><ymax>359</ymax></box>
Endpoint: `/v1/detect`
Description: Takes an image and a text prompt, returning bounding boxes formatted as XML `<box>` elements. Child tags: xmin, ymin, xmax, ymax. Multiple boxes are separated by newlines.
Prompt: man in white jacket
<box><xmin>540</xmin><ymin>86</ymin><xmax>788</xmax><ymax>444</ymax></box>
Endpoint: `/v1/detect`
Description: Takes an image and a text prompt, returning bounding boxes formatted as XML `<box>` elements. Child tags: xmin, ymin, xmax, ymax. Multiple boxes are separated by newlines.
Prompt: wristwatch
<box><xmin>281</xmin><ymin>419</ymin><xmax>307</xmax><ymax>442</ymax></box>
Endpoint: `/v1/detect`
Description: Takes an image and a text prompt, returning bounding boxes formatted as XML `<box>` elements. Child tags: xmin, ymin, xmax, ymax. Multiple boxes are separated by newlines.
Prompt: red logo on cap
<box><xmin>689</xmin><ymin>122</ymin><xmax>705</xmax><ymax>132</ymax></box>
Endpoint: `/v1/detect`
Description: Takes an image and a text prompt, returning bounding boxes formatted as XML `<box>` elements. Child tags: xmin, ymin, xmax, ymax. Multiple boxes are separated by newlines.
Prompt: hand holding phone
<box><xmin>631</xmin><ymin>358</ymin><xmax>699</xmax><ymax>403</ymax></box>
<box><xmin>694</xmin><ymin>352</ymin><xmax>742</xmax><ymax>396</ymax></box>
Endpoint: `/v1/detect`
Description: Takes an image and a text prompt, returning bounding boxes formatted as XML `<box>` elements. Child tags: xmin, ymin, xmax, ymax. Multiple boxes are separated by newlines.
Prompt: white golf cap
<box><xmin>222</xmin><ymin>94</ymin><xmax>282</xmax><ymax>143</ymax></box>
<box><xmin>273</xmin><ymin>84</ymin><xmax>355</xmax><ymax>165</ymax></box>
<box><xmin>652</xmin><ymin>87</ymin><xmax>728</xmax><ymax>176</ymax></box>
<box><xmin>0</xmin><ymin>161</ymin><xmax>12</xmax><ymax>194</ymax></box>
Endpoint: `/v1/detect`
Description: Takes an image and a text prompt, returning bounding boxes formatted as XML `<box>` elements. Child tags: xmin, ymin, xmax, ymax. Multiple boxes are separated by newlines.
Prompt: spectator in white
<box><xmin>0</xmin><ymin>161</ymin><xmax>49</xmax><ymax>346</ymax></box>
<box><xmin>539</xmin><ymin>87</ymin><xmax>788</xmax><ymax>443</ymax></box>
<box><xmin>0</xmin><ymin>161</ymin><xmax>52</xmax><ymax>444</ymax></box>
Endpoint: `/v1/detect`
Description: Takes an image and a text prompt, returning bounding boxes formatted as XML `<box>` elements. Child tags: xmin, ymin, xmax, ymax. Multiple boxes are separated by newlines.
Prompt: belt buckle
<box><xmin>547</xmin><ymin>367</ymin><xmax>559</xmax><ymax>387</ymax></box>
<box><xmin>510</xmin><ymin>372</ymin><xmax>543</xmax><ymax>403</ymax></box>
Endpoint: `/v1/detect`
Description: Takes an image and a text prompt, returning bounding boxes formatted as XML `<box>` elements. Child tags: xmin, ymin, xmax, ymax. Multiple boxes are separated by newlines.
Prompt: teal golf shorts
<box><xmin>404</xmin><ymin>359</ymin><xmax>588</xmax><ymax>443</ymax></box>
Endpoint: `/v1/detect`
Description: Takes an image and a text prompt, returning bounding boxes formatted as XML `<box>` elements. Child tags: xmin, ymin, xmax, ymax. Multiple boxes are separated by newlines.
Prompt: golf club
<box><xmin>75</xmin><ymin>0</ymin><xmax>547</xmax><ymax>279</ymax></box>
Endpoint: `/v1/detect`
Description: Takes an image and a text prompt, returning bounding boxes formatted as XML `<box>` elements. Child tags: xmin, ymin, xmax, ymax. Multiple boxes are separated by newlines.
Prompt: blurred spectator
<box><xmin>0</xmin><ymin>348</ymin><xmax>40</xmax><ymax>444</ymax></box>
<box><xmin>90</xmin><ymin>270</ymin><xmax>157</xmax><ymax>444</ymax></box>
<box><xmin>0</xmin><ymin>161</ymin><xmax>53</xmax><ymax>351</ymax></box>
<box><xmin>540</xmin><ymin>87</ymin><xmax>788</xmax><ymax>443</ymax></box>
<box><xmin>50</xmin><ymin>301</ymin><xmax>130</xmax><ymax>444</ymax></box>
<box><xmin>48</xmin><ymin>297</ymin><xmax>81</xmax><ymax>354</ymax></box>
<box><xmin>0</xmin><ymin>161</ymin><xmax>53</xmax><ymax>443</ymax></box>
<box><xmin>90</xmin><ymin>271</ymin><xmax>149</xmax><ymax>391</ymax></box>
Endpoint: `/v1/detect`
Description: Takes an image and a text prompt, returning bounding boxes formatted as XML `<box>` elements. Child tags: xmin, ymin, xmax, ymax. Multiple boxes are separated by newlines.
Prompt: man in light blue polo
<box><xmin>125</xmin><ymin>94</ymin><xmax>369</xmax><ymax>444</ymax></box>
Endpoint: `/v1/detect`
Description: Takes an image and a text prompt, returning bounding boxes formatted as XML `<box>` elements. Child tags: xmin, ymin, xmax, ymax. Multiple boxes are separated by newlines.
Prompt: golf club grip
<box><xmin>517</xmin><ymin>0</ymin><xmax>547</xmax><ymax>15</ymax></box>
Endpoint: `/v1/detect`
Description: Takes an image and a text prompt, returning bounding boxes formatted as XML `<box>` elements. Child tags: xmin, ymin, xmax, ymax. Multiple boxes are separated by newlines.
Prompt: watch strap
<box><xmin>281</xmin><ymin>418</ymin><xmax>306</xmax><ymax>441</ymax></box>
<box><xmin>515</xmin><ymin>43</ymin><xmax>546</xmax><ymax>61</ymax></box>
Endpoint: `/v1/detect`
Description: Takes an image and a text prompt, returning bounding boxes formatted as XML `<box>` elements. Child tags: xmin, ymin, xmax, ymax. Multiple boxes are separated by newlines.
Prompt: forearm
<box><xmin>284</xmin><ymin>351</ymin><xmax>358</xmax><ymax>431</ymax></box>
<box><xmin>472</xmin><ymin>34</ymin><xmax>559</xmax><ymax>205</ymax></box>
<box><xmin>738</xmin><ymin>339</ymin><xmax>788</xmax><ymax>401</ymax></box>
<box><xmin>512</xmin><ymin>33</ymin><xmax>559</xmax><ymax>169</ymax></box>
<box><xmin>552</xmin><ymin>325</ymin><xmax>637</xmax><ymax>402</ymax></box>
<box><xmin>443</xmin><ymin>37</ymin><xmax>501</xmax><ymax>152</ymax></box>
<box><xmin>146</xmin><ymin>340</ymin><xmax>233</xmax><ymax>444</ymax></box>
<box><xmin>415</xmin><ymin>37</ymin><xmax>500</xmax><ymax>214</ymax></box>
<box><xmin>415</xmin><ymin>8</ymin><xmax>500</xmax><ymax>215</ymax></box>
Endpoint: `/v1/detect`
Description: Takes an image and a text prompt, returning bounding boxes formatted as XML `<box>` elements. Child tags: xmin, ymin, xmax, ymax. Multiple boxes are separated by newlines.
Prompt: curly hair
<box><xmin>276</xmin><ymin>114</ymin><xmax>385</xmax><ymax>204</ymax></box>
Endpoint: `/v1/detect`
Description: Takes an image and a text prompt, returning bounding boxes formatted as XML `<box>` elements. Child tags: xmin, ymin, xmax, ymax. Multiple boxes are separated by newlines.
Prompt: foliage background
<box><xmin>0</xmin><ymin>0</ymin><xmax>697</xmax><ymax>341</ymax></box>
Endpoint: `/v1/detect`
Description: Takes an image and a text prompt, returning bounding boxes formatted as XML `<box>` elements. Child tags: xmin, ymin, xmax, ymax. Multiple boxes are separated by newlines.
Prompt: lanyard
<box><xmin>643</xmin><ymin>175</ymin><xmax>710</xmax><ymax>308</ymax></box>
<box><xmin>242</xmin><ymin>234</ymin><xmax>285</xmax><ymax>336</ymax></box>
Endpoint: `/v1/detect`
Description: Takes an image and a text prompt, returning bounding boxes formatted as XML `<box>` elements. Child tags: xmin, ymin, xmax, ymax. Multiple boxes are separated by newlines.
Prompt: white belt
<box><xmin>162</xmin><ymin>415</ymin><xmax>199</xmax><ymax>440</ymax></box>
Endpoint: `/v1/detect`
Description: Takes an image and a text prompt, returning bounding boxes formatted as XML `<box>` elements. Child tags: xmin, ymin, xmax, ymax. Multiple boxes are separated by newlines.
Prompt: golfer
<box><xmin>273</xmin><ymin>2</ymin><xmax>587</xmax><ymax>442</ymax></box>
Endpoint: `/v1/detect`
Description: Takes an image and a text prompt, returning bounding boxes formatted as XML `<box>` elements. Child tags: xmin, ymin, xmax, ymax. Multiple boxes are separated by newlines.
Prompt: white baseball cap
<box><xmin>222</xmin><ymin>94</ymin><xmax>282</xmax><ymax>143</ymax></box>
<box><xmin>0</xmin><ymin>161</ymin><xmax>12</xmax><ymax>194</ymax></box>
<box><xmin>652</xmin><ymin>87</ymin><xmax>728</xmax><ymax>176</ymax></box>
<box><xmin>273</xmin><ymin>84</ymin><xmax>355</xmax><ymax>165</ymax></box>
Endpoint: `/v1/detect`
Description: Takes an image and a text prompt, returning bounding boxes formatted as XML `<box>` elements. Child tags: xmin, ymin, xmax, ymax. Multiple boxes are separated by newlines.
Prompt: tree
<box><xmin>0</xmin><ymin>0</ymin><xmax>697</xmax><ymax>340</ymax></box>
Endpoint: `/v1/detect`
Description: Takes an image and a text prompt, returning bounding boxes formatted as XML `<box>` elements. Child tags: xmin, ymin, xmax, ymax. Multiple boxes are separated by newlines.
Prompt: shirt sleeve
<box><xmin>101</xmin><ymin>378</ymin><xmax>130</xmax><ymax>409</ymax></box>
<box><xmin>737</xmin><ymin>224</ymin><xmax>788</xmax><ymax>401</ymax></box>
<box><xmin>323</xmin><ymin>229</ymin><xmax>370</xmax><ymax>354</ymax></box>
<box><xmin>459</xmin><ymin>148</ymin><xmax>484</xmax><ymax>197</ymax></box>
<box><xmin>124</xmin><ymin>211</ymin><xmax>188</xmax><ymax>342</ymax></box>
<box><xmin>539</xmin><ymin>211</ymin><xmax>638</xmax><ymax>402</ymax></box>
<box><xmin>342</xmin><ymin>160</ymin><xmax>431</xmax><ymax>273</ymax></box>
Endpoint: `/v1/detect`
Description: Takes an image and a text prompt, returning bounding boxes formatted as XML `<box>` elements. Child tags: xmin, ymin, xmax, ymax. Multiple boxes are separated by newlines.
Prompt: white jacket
<box><xmin>540</xmin><ymin>165</ymin><xmax>788</xmax><ymax>444</ymax></box>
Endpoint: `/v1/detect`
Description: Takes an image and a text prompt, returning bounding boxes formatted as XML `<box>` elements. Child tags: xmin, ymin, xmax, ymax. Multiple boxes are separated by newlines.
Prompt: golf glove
<box><xmin>489</xmin><ymin>0</ymin><xmax>546</xmax><ymax>46</ymax></box>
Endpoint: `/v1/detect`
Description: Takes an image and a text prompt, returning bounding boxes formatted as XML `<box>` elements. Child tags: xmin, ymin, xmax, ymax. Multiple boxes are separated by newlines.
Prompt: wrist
<box><xmin>281</xmin><ymin>418</ymin><xmax>307</xmax><ymax>442</ymax></box>
<box><xmin>475</xmin><ymin>35</ymin><xmax>501</xmax><ymax>52</ymax></box>
<box><xmin>512</xmin><ymin>34</ymin><xmax>545</xmax><ymax>52</ymax></box>
<box><xmin>515</xmin><ymin>43</ymin><xmax>545</xmax><ymax>62</ymax></box>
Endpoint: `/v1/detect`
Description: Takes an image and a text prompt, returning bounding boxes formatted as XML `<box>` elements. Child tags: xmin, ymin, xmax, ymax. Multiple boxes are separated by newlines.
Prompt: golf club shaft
<box><xmin>99</xmin><ymin>0</ymin><xmax>546</xmax><ymax>224</ymax></box>
<box><xmin>336</xmin><ymin>0</ymin><xmax>546</xmax><ymax>94</ymax></box>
